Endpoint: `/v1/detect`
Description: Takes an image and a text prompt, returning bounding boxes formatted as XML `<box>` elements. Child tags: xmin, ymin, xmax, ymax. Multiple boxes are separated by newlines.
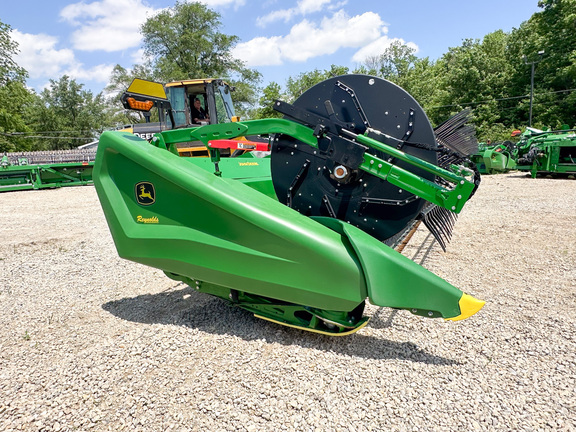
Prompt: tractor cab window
<box><xmin>215</xmin><ymin>83</ymin><xmax>235</xmax><ymax>123</ymax></box>
<box><xmin>165</xmin><ymin>86</ymin><xmax>188</xmax><ymax>128</ymax></box>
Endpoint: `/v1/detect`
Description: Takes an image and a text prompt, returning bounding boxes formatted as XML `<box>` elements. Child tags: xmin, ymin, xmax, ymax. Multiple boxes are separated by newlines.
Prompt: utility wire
<box><xmin>0</xmin><ymin>133</ymin><xmax>94</xmax><ymax>140</ymax></box>
<box><xmin>6</xmin><ymin>130</ymin><xmax>93</xmax><ymax>134</ymax></box>
<box><xmin>4</xmin><ymin>131</ymin><xmax>97</xmax><ymax>135</ymax></box>
<box><xmin>430</xmin><ymin>88</ymin><xmax>576</xmax><ymax>109</ymax></box>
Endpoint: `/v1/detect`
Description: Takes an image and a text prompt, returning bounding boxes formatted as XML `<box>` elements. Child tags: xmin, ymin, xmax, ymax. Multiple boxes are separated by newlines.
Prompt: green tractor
<box><xmin>94</xmin><ymin>75</ymin><xmax>484</xmax><ymax>335</ymax></box>
<box><xmin>515</xmin><ymin>127</ymin><xmax>576</xmax><ymax>178</ymax></box>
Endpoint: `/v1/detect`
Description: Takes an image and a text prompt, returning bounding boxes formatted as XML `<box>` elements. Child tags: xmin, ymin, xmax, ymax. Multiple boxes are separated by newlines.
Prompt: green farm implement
<box><xmin>1</xmin><ymin>149</ymin><xmax>96</xmax><ymax>192</ymax></box>
<box><xmin>94</xmin><ymin>75</ymin><xmax>484</xmax><ymax>335</ymax></box>
<box><xmin>471</xmin><ymin>141</ymin><xmax>517</xmax><ymax>174</ymax></box>
<box><xmin>515</xmin><ymin>127</ymin><xmax>576</xmax><ymax>178</ymax></box>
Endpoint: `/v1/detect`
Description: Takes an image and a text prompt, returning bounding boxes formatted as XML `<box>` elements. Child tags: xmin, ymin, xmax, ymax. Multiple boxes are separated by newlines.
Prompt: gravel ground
<box><xmin>1</xmin><ymin>172</ymin><xmax>575</xmax><ymax>431</ymax></box>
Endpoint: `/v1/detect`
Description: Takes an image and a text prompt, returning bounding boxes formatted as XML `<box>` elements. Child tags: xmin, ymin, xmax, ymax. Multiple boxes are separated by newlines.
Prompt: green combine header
<box><xmin>0</xmin><ymin>149</ymin><xmax>96</xmax><ymax>192</ymax></box>
<box><xmin>94</xmin><ymin>75</ymin><xmax>485</xmax><ymax>335</ymax></box>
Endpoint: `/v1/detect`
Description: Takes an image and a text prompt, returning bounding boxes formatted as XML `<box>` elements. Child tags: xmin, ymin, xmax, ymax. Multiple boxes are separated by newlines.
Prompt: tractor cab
<box><xmin>120</xmin><ymin>78</ymin><xmax>239</xmax><ymax>156</ymax></box>
<box><xmin>165</xmin><ymin>79</ymin><xmax>237</xmax><ymax>128</ymax></box>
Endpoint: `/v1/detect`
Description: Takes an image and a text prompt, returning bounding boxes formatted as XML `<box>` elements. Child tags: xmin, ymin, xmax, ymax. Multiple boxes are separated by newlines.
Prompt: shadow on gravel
<box><xmin>102</xmin><ymin>284</ymin><xmax>457</xmax><ymax>365</ymax></box>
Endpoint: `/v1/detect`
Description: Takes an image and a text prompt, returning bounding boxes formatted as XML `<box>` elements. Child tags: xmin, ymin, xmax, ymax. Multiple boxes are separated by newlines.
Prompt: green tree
<box><xmin>401</xmin><ymin>57</ymin><xmax>446</xmax><ymax>118</ymax></box>
<box><xmin>136</xmin><ymin>1</ymin><xmax>261</xmax><ymax>118</ymax></box>
<box><xmin>0</xmin><ymin>19</ymin><xmax>34</xmax><ymax>152</ymax></box>
<box><xmin>252</xmin><ymin>81</ymin><xmax>284</xmax><ymax>119</ymax></box>
<box><xmin>362</xmin><ymin>40</ymin><xmax>418</xmax><ymax>88</ymax></box>
<box><xmin>285</xmin><ymin>65</ymin><xmax>350</xmax><ymax>102</ymax></box>
<box><xmin>358</xmin><ymin>41</ymin><xmax>445</xmax><ymax>122</ymax></box>
<box><xmin>27</xmin><ymin>76</ymin><xmax>110</xmax><ymax>150</ymax></box>
<box><xmin>0</xmin><ymin>20</ymin><xmax>27</xmax><ymax>85</ymax></box>
<box><xmin>432</xmin><ymin>31</ymin><xmax>516</xmax><ymax>137</ymax></box>
<box><xmin>141</xmin><ymin>1</ymin><xmax>241</xmax><ymax>80</ymax></box>
<box><xmin>227</xmin><ymin>67</ymin><xmax>262</xmax><ymax>119</ymax></box>
<box><xmin>0</xmin><ymin>81</ymin><xmax>35</xmax><ymax>152</ymax></box>
<box><xmin>508</xmin><ymin>0</ymin><xmax>576</xmax><ymax>128</ymax></box>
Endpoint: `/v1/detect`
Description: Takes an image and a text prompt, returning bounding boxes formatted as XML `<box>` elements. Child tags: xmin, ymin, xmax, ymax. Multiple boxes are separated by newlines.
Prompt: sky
<box><xmin>2</xmin><ymin>0</ymin><xmax>542</xmax><ymax>95</ymax></box>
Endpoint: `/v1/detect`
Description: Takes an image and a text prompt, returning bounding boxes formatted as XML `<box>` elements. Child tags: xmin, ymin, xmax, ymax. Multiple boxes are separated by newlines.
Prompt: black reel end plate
<box><xmin>271</xmin><ymin>75</ymin><xmax>438</xmax><ymax>242</ymax></box>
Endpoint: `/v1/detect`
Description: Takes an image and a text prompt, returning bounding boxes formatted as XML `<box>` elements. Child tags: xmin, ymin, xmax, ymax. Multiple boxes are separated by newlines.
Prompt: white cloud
<box><xmin>257</xmin><ymin>0</ymin><xmax>345</xmax><ymax>27</ymax></box>
<box><xmin>257</xmin><ymin>8</ymin><xmax>296</xmax><ymax>26</ymax></box>
<box><xmin>234</xmin><ymin>10</ymin><xmax>396</xmax><ymax>67</ymax></box>
<box><xmin>233</xmin><ymin>36</ymin><xmax>284</xmax><ymax>66</ymax></box>
<box><xmin>11</xmin><ymin>0</ymin><xmax>246</xmax><ymax>92</ymax></box>
<box><xmin>199</xmin><ymin>0</ymin><xmax>247</xmax><ymax>7</ymax></box>
<box><xmin>65</xmin><ymin>63</ymin><xmax>115</xmax><ymax>84</ymax></box>
<box><xmin>283</xmin><ymin>11</ymin><xmax>383</xmax><ymax>61</ymax></box>
<box><xmin>59</xmin><ymin>0</ymin><xmax>246</xmax><ymax>53</ymax></box>
<box><xmin>131</xmin><ymin>48</ymin><xmax>146</xmax><ymax>65</ymax></box>
<box><xmin>60</xmin><ymin>0</ymin><xmax>155</xmax><ymax>52</ymax></box>
<box><xmin>12</xmin><ymin>30</ymin><xmax>114</xmax><ymax>88</ymax></box>
<box><xmin>12</xmin><ymin>31</ymin><xmax>76</xmax><ymax>79</ymax></box>
<box><xmin>298</xmin><ymin>0</ymin><xmax>340</xmax><ymax>14</ymax></box>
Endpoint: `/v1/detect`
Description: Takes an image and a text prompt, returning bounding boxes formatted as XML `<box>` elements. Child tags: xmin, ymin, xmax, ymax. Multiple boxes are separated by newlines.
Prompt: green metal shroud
<box><xmin>94</xmin><ymin>123</ymin><xmax>483</xmax><ymax>335</ymax></box>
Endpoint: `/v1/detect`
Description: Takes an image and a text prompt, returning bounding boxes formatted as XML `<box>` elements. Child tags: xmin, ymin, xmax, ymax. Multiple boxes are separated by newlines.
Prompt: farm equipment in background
<box><xmin>470</xmin><ymin>140</ymin><xmax>517</xmax><ymax>174</ymax></box>
<box><xmin>120</xmin><ymin>78</ymin><xmax>241</xmax><ymax>157</ymax></box>
<box><xmin>514</xmin><ymin>127</ymin><xmax>576</xmax><ymax>178</ymax></box>
<box><xmin>0</xmin><ymin>149</ymin><xmax>96</xmax><ymax>192</ymax></box>
<box><xmin>94</xmin><ymin>74</ymin><xmax>484</xmax><ymax>335</ymax></box>
<box><xmin>0</xmin><ymin>78</ymin><xmax>240</xmax><ymax>192</ymax></box>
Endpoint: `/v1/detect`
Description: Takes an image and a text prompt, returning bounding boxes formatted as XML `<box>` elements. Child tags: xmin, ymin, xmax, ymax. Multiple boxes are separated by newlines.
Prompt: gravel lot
<box><xmin>1</xmin><ymin>172</ymin><xmax>575</xmax><ymax>431</ymax></box>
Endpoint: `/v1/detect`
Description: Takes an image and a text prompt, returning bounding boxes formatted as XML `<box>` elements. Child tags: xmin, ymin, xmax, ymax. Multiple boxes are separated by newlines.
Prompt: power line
<box><xmin>5</xmin><ymin>130</ymin><xmax>97</xmax><ymax>135</ymax></box>
<box><xmin>431</xmin><ymin>94</ymin><xmax>528</xmax><ymax>109</ymax></box>
<box><xmin>0</xmin><ymin>133</ymin><xmax>94</xmax><ymax>140</ymax></box>
<box><xmin>430</xmin><ymin>88</ymin><xmax>576</xmax><ymax>109</ymax></box>
<box><xmin>20</xmin><ymin>136</ymin><xmax>94</xmax><ymax>141</ymax></box>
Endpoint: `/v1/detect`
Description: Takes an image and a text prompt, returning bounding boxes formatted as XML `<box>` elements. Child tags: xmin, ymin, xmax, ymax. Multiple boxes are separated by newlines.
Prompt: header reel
<box><xmin>270</xmin><ymin>75</ymin><xmax>478</xmax><ymax>249</ymax></box>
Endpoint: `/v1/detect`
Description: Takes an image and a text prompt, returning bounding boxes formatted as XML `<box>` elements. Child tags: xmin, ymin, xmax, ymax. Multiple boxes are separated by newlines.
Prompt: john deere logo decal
<box><xmin>135</xmin><ymin>182</ymin><xmax>155</xmax><ymax>205</ymax></box>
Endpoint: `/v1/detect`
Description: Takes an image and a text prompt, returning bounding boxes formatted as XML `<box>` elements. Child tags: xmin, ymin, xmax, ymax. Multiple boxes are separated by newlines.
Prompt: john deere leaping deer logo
<box><xmin>135</xmin><ymin>182</ymin><xmax>155</xmax><ymax>205</ymax></box>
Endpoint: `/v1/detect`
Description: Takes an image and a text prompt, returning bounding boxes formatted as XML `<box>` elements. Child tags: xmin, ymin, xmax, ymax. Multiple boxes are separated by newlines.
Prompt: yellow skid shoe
<box><xmin>254</xmin><ymin>314</ymin><xmax>370</xmax><ymax>336</ymax></box>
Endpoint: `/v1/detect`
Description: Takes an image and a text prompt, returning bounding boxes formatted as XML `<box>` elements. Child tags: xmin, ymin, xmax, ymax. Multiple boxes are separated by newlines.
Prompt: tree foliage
<box><xmin>0</xmin><ymin>19</ymin><xmax>32</xmax><ymax>152</ymax></box>
<box><xmin>279</xmin><ymin>0</ymin><xmax>576</xmax><ymax>142</ymax></box>
<box><xmin>284</xmin><ymin>65</ymin><xmax>351</xmax><ymax>103</ymax></box>
<box><xmin>1</xmin><ymin>21</ymin><xmax>113</xmax><ymax>151</ymax></box>
<box><xmin>247</xmin><ymin>65</ymin><xmax>352</xmax><ymax>119</ymax></box>
<box><xmin>253</xmin><ymin>81</ymin><xmax>284</xmax><ymax>119</ymax></box>
<box><xmin>141</xmin><ymin>1</ymin><xmax>241</xmax><ymax>81</ymax></box>
<box><xmin>0</xmin><ymin>80</ymin><xmax>34</xmax><ymax>152</ymax></box>
<box><xmin>507</xmin><ymin>0</ymin><xmax>576</xmax><ymax>129</ymax></box>
<box><xmin>137</xmin><ymin>1</ymin><xmax>261</xmax><ymax>117</ymax></box>
<box><xmin>0</xmin><ymin>21</ymin><xmax>27</xmax><ymax>85</ymax></box>
<box><xmin>27</xmin><ymin>76</ymin><xmax>110</xmax><ymax>150</ymax></box>
<box><xmin>362</xmin><ymin>40</ymin><xmax>418</xmax><ymax>87</ymax></box>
